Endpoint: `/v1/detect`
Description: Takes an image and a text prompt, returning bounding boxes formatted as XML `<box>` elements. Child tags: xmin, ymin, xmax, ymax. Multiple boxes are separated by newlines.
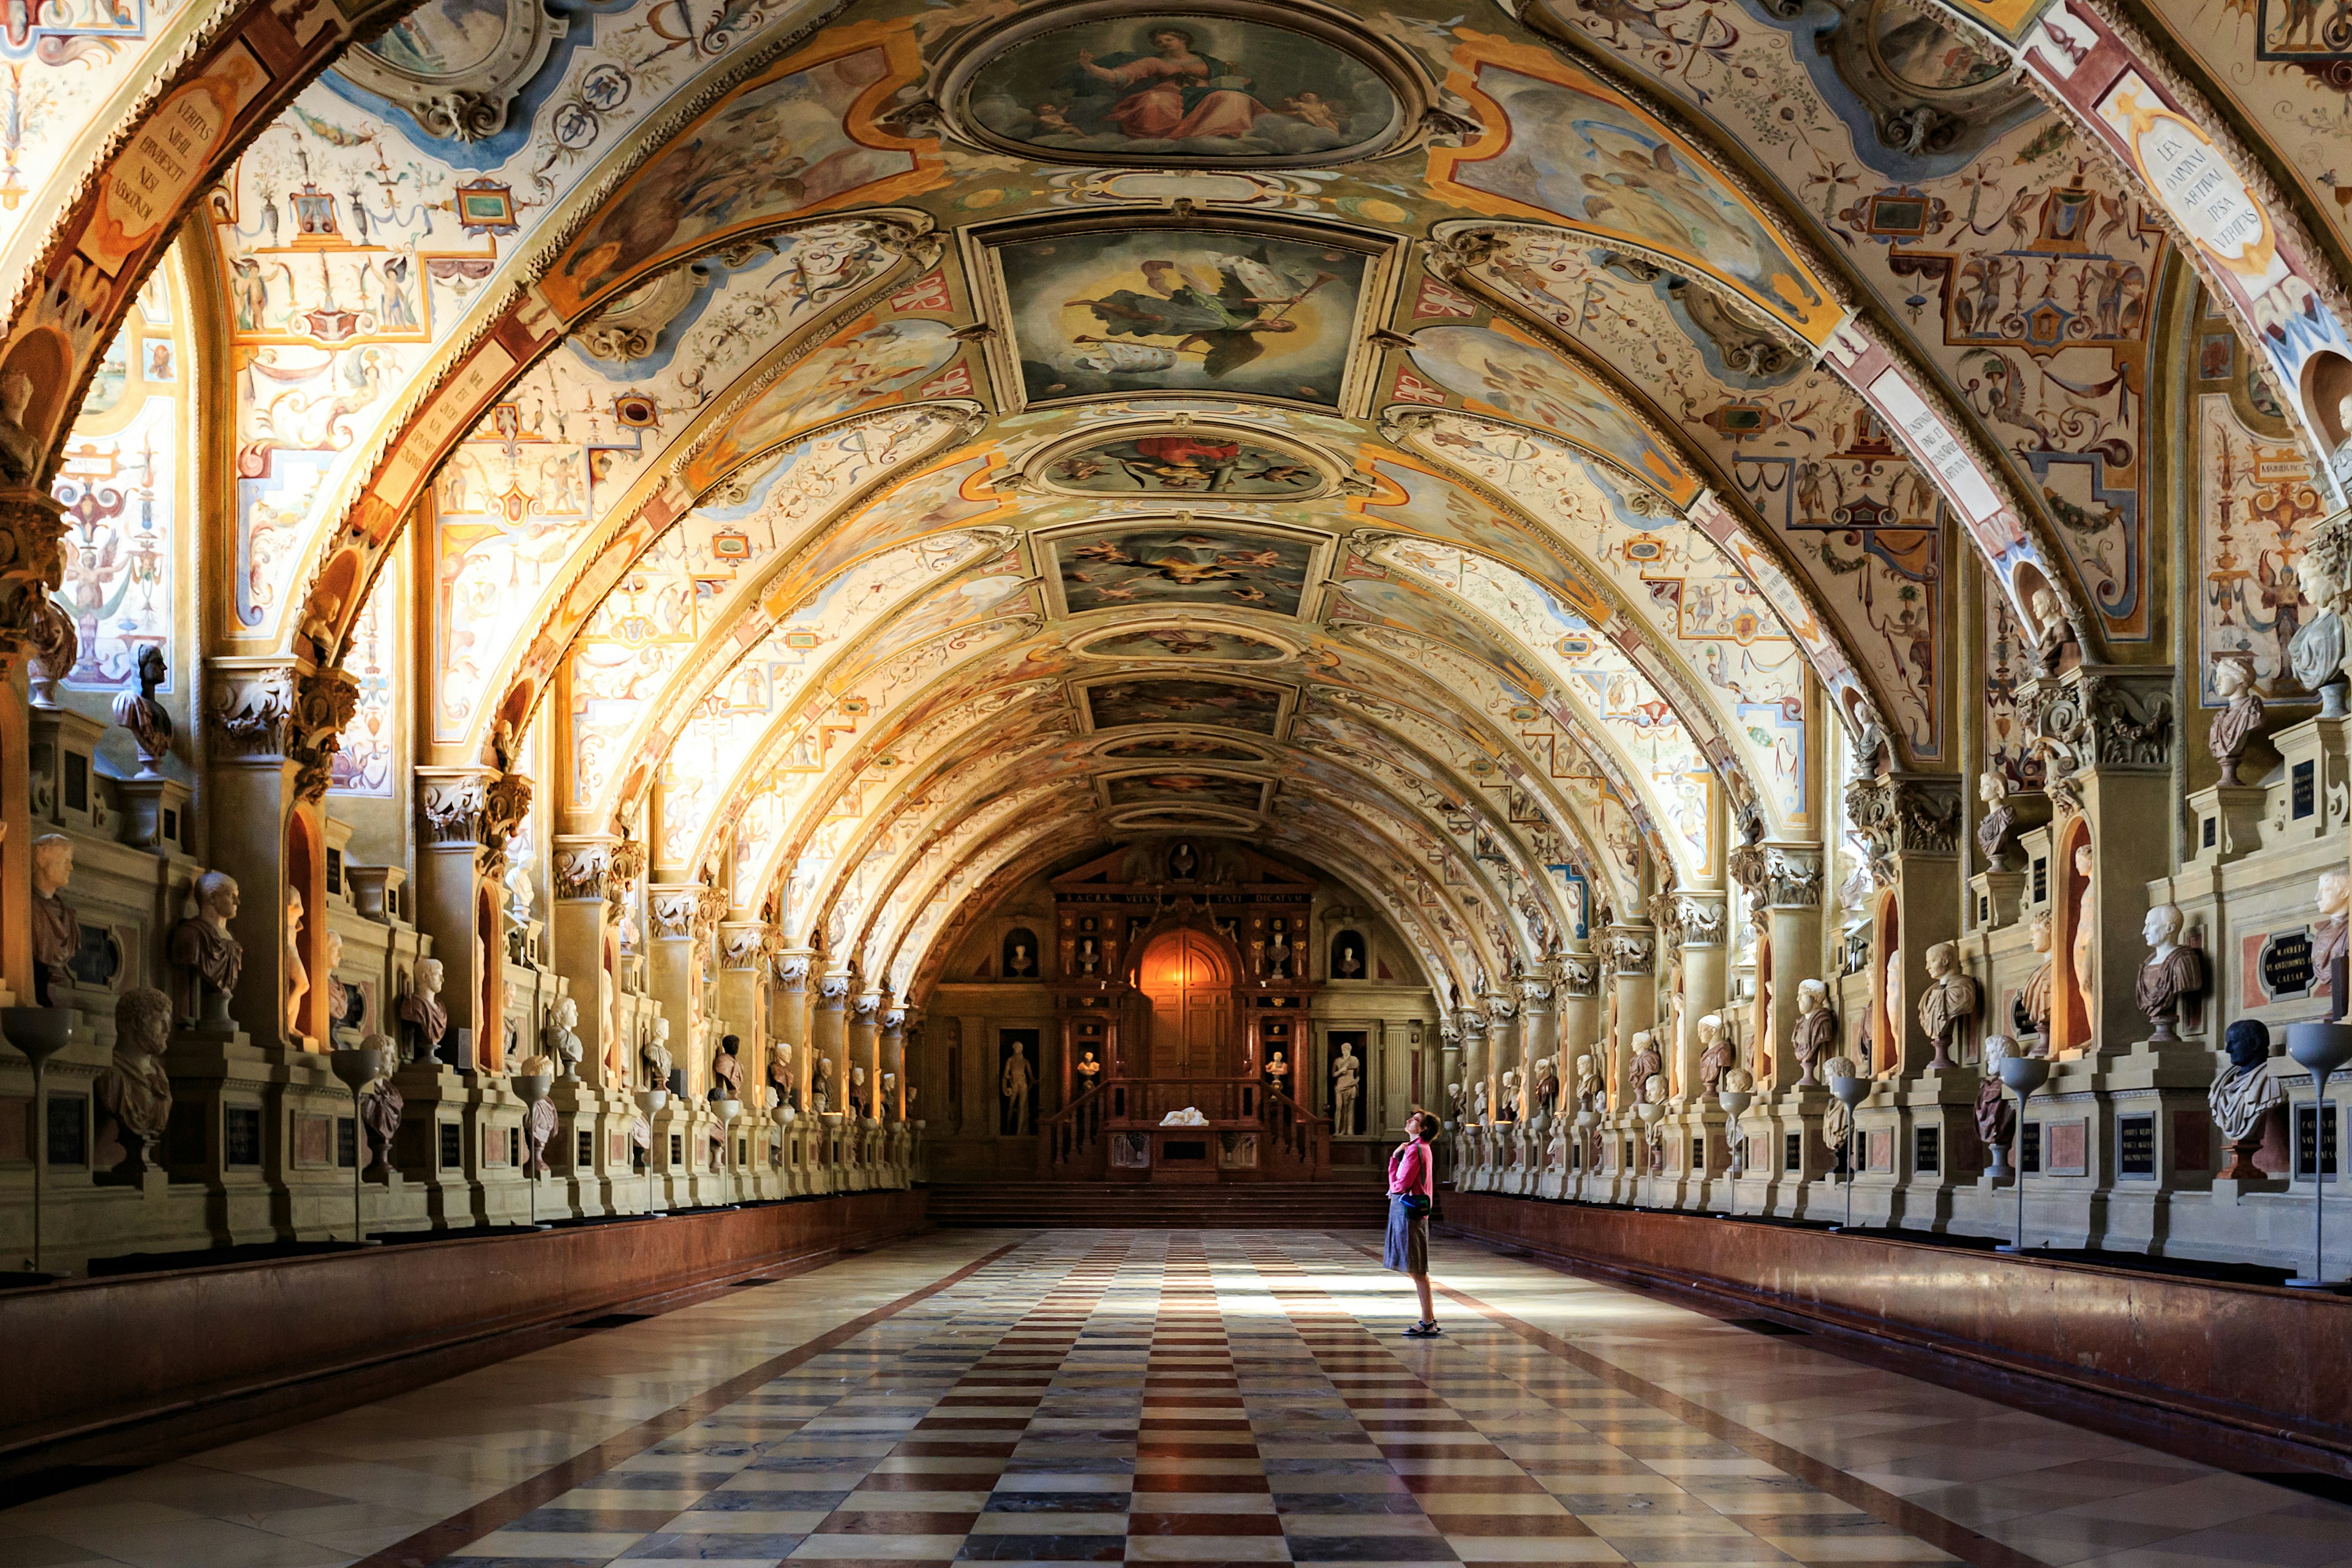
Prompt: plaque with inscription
<box><xmin>2262</xmin><ymin>930</ymin><xmax>2316</xmax><ymax>1000</ymax></box>
<box><xmin>2119</xmin><ymin>1114</ymin><xmax>2154</xmax><ymax>1177</ymax></box>
<box><xmin>2295</xmin><ymin>1105</ymin><xmax>2338</xmax><ymax>1180</ymax></box>
<box><xmin>2293</xmin><ymin>760</ymin><xmax>2316</xmax><ymax>821</ymax></box>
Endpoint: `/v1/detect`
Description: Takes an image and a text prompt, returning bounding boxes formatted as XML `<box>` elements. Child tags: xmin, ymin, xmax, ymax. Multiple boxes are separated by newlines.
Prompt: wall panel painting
<box><xmin>1045</xmin><ymin>522</ymin><xmax>1318</xmax><ymax>617</ymax></box>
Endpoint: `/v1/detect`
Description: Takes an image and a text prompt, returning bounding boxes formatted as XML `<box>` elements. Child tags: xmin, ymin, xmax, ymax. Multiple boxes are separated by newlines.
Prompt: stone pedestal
<box><xmin>2185</xmin><ymin>783</ymin><xmax>2269</xmax><ymax>867</ymax></box>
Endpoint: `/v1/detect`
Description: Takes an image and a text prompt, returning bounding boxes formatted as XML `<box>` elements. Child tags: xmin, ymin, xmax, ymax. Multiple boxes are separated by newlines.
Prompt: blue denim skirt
<box><xmin>1384</xmin><ymin>1194</ymin><xmax>1428</xmax><ymax>1273</ymax></box>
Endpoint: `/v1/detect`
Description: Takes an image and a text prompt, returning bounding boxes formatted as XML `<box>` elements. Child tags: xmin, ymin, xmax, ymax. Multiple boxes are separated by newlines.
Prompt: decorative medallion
<box><xmin>940</xmin><ymin>1</ymin><xmax>1417</xmax><ymax>168</ymax></box>
<box><xmin>1072</xmin><ymin>621</ymin><xmax>1294</xmax><ymax>662</ymax></box>
<box><xmin>966</xmin><ymin>213</ymin><xmax>1398</xmax><ymax>412</ymax></box>
<box><xmin>1033</xmin><ymin>424</ymin><xmax>1329</xmax><ymax>497</ymax></box>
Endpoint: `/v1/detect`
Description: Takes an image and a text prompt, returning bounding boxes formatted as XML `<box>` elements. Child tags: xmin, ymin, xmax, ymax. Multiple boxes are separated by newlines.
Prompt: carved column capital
<box><xmin>1483</xmin><ymin>992</ymin><xmax>1518</xmax><ymax>1026</ymax></box>
<box><xmin>850</xmin><ymin>991</ymin><xmax>884</xmax><ymax>1026</ymax></box>
<box><xmin>551</xmin><ymin>835</ymin><xmax>622</xmax><ymax>902</ymax></box>
<box><xmin>647</xmin><ymin>883</ymin><xmax>702</xmax><ymax>942</ymax></box>
<box><xmin>2021</xmin><ymin>665</ymin><xmax>2176</xmax><ymax>819</ymax></box>
<box><xmin>1844</xmin><ymin>775</ymin><xmax>1963</xmax><ymax>871</ymax></box>
<box><xmin>1550</xmin><ymin>951</ymin><xmax>1599</xmax><ymax>997</ymax></box>
<box><xmin>1601</xmin><ymin>925</ymin><xmax>1656</xmax><ymax>975</ymax></box>
<box><xmin>1728</xmin><ymin>842</ymin><xmax>1824</xmax><ymax>909</ymax></box>
<box><xmin>1672</xmin><ymin>892</ymin><xmax>1729</xmax><ymax>947</ymax></box>
<box><xmin>718</xmin><ymin>919</ymin><xmax>773</xmax><ymax>971</ymax></box>
<box><xmin>772</xmin><ymin>948</ymin><xmax>813</xmax><ymax>992</ymax></box>
<box><xmin>1517</xmin><ymin>975</ymin><xmax>1555</xmax><ymax>1013</ymax></box>
<box><xmin>815</xmin><ymin>971</ymin><xmax>851</xmax><ymax>1011</ymax></box>
<box><xmin>1454</xmin><ymin>1006</ymin><xmax>1488</xmax><ymax>1040</ymax></box>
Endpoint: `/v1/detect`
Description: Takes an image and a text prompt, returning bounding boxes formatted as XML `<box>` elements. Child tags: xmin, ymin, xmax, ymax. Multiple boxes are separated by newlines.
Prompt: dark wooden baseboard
<box><xmin>1439</xmin><ymin>1191</ymin><xmax>2352</xmax><ymax>1479</ymax></box>
<box><xmin>0</xmin><ymin>1190</ymin><xmax>925</xmax><ymax>1488</ymax></box>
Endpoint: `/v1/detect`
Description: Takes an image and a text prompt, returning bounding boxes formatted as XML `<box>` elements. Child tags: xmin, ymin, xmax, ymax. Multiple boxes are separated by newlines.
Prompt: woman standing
<box><xmin>1387</xmin><ymin>1110</ymin><xmax>1441</xmax><ymax>1338</ymax></box>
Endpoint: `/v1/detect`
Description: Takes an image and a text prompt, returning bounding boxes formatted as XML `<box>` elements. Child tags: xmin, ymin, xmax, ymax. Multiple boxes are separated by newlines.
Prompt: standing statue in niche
<box><xmin>1696</xmin><ymin>1013</ymin><xmax>1733</xmax><ymax>1097</ymax></box>
<box><xmin>283</xmin><ymin>889</ymin><xmax>311</xmax><ymax>1039</ymax></box>
<box><xmin>111</xmin><ymin>646</ymin><xmax>175</xmax><ymax>775</ymax></box>
<box><xmin>173</xmin><ymin>870</ymin><xmax>243</xmax><ymax>1027</ymax></box>
<box><xmin>1977</xmin><ymin>1034</ymin><xmax>2019</xmax><ymax>1176</ymax></box>
<box><xmin>1916</xmin><ymin>941</ymin><xmax>1978</xmax><ymax>1071</ymax></box>
<box><xmin>1330</xmin><ymin>1041</ymin><xmax>1360</xmax><ymax>1134</ymax></box>
<box><xmin>2290</xmin><ymin>551</ymin><xmax>2350</xmax><ymax>715</ymax></box>
<box><xmin>2135</xmin><ymin>904</ymin><xmax>2206</xmax><ymax>1044</ymax></box>
<box><xmin>2208</xmin><ymin>655</ymin><xmax>2266</xmax><ymax>785</ymax></box>
<box><xmin>1000</xmin><ymin>1040</ymin><xmax>1033</xmax><ymax>1134</ymax></box>
<box><xmin>541</xmin><ymin>995</ymin><xmax>582</xmax><ymax>1079</ymax></box>
<box><xmin>2316</xmin><ymin>869</ymin><xmax>2350</xmax><ymax>1023</ymax></box>
<box><xmin>400</xmin><ymin>956</ymin><xmax>448</xmax><ymax>1064</ymax></box>
<box><xmin>2019</xmin><ymin>911</ymin><xmax>2054</xmax><ymax>1054</ymax></box>
<box><xmin>95</xmin><ymin>987</ymin><xmax>173</xmax><ymax>1183</ymax></box>
<box><xmin>1882</xmin><ymin>944</ymin><xmax>1903</xmax><ymax>1075</ymax></box>
<box><xmin>360</xmin><ymin>1033</ymin><xmax>404</xmax><ymax>1182</ymax></box>
<box><xmin>2211</xmin><ymin>1019</ymin><xmax>2284</xmax><ymax>1179</ymax></box>
<box><xmin>1792</xmin><ymin>979</ymin><xmax>1836</xmax><ymax>1085</ymax></box>
<box><xmin>29</xmin><ymin>835</ymin><xmax>79</xmax><ymax>1006</ymax></box>
<box><xmin>2070</xmin><ymin>842</ymin><xmax>2097</xmax><ymax>1042</ymax></box>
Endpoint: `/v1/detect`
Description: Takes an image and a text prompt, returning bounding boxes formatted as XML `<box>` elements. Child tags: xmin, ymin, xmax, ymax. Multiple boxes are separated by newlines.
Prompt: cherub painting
<box><xmin>1044</xmin><ymin>432</ymin><xmax>1321</xmax><ymax>496</ymax></box>
<box><xmin>965</xmin><ymin>16</ymin><xmax>1398</xmax><ymax>162</ymax></box>
<box><xmin>997</xmin><ymin>228</ymin><xmax>1372</xmax><ymax>407</ymax></box>
<box><xmin>1050</xmin><ymin>525</ymin><xmax>1314</xmax><ymax>616</ymax></box>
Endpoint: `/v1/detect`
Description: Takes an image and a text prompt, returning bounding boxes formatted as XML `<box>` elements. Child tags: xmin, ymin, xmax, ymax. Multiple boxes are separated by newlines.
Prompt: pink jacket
<box><xmin>1388</xmin><ymin>1139</ymin><xmax>1433</xmax><ymax>1199</ymax></box>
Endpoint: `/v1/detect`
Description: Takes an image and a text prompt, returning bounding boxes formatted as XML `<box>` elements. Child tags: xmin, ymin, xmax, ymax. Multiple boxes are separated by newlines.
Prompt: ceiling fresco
<box><xmin>23</xmin><ymin>0</ymin><xmax>2346</xmax><ymax>1009</ymax></box>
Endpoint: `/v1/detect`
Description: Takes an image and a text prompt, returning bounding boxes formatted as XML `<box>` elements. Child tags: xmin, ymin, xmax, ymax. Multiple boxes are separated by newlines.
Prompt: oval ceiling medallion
<box><xmin>1034</xmin><ymin>425</ymin><xmax>1330</xmax><ymax>499</ymax></box>
<box><xmin>1072</xmin><ymin>621</ymin><xmax>1295</xmax><ymax>663</ymax></box>
<box><xmin>943</xmin><ymin>1</ymin><xmax>1417</xmax><ymax>170</ymax></box>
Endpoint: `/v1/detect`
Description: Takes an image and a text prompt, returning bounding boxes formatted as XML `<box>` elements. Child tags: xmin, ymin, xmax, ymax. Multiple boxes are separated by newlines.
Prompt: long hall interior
<box><xmin>1</xmin><ymin>0</ymin><xmax>2351</xmax><ymax>1561</ymax></box>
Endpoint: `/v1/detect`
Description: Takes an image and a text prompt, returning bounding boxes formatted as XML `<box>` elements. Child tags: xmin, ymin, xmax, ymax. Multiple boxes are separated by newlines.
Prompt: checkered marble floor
<box><xmin>7</xmin><ymin>1228</ymin><xmax>2350</xmax><ymax>1568</ymax></box>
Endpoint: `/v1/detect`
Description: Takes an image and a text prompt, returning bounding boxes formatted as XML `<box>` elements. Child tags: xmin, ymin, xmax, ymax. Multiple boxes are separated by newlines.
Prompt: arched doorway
<box><xmin>1138</xmin><ymin>929</ymin><xmax>1236</xmax><ymax>1079</ymax></box>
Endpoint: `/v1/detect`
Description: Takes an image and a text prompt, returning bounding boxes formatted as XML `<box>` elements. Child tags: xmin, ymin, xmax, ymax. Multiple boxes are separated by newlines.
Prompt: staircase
<box><xmin>925</xmin><ymin>1181</ymin><xmax>1390</xmax><ymax>1230</ymax></box>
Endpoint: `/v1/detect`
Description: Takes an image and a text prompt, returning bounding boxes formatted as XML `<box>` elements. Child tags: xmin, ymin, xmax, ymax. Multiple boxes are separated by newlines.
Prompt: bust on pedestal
<box><xmin>29</xmin><ymin>835</ymin><xmax>80</xmax><ymax>1008</ymax></box>
<box><xmin>172</xmin><ymin>872</ymin><xmax>243</xmax><ymax>1030</ymax></box>
<box><xmin>2211</xmin><ymin>1020</ymin><xmax>2283</xmax><ymax>1180</ymax></box>
<box><xmin>2136</xmin><ymin>903</ymin><xmax>2205</xmax><ymax>1046</ymax></box>
<box><xmin>95</xmin><ymin>987</ymin><xmax>173</xmax><ymax>1185</ymax></box>
<box><xmin>399</xmin><ymin>957</ymin><xmax>448</xmax><ymax>1065</ymax></box>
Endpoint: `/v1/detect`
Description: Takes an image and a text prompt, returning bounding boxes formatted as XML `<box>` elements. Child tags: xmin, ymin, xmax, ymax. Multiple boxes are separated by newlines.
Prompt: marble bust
<box><xmin>1915</xmin><ymin>941</ymin><xmax>1977</xmax><ymax>1071</ymax></box>
<box><xmin>2135</xmin><ymin>903</ymin><xmax>2205</xmax><ymax>1044</ymax></box>
<box><xmin>172</xmin><ymin>870</ymin><xmax>243</xmax><ymax>1024</ymax></box>
<box><xmin>96</xmin><ymin>986</ymin><xmax>174</xmax><ymax>1182</ymax></box>
<box><xmin>400</xmin><ymin>957</ymin><xmax>448</xmax><ymax>1063</ymax></box>
<box><xmin>1696</xmin><ymin>1013</ymin><xmax>1733</xmax><ymax>1097</ymax></box>
<box><xmin>2289</xmin><ymin>552</ymin><xmax>2348</xmax><ymax>714</ymax></box>
<box><xmin>29</xmin><ymin>834</ymin><xmax>80</xmax><ymax>1005</ymax></box>
<box><xmin>2211</xmin><ymin>1019</ymin><xmax>2282</xmax><ymax>1179</ymax></box>
<box><xmin>2207</xmin><ymin>655</ymin><xmax>2265</xmax><ymax>785</ymax></box>
<box><xmin>2317</xmin><ymin>869</ymin><xmax>2350</xmax><ymax>1024</ymax></box>
<box><xmin>1975</xmin><ymin>1033</ymin><xmax>2018</xmax><ymax>1173</ymax></box>
<box><xmin>1975</xmin><ymin>770</ymin><xmax>2019</xmax><ymax>869</ymax></box>
<box><xmin>1791</xmin><ymin>979</ymin><xmax>1836</xmax><ymax>1085</ymax></box>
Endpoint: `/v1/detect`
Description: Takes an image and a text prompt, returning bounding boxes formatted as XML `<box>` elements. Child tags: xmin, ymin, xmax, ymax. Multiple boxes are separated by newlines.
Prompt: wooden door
<box><xmin>1142</xmin><ymin>930</ymin><xmax>1235</xmax><ymax>1079</ymax></box>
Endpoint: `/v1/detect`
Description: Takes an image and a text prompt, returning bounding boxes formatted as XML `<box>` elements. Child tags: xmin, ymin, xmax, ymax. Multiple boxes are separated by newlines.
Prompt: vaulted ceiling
<box><xmin>17</xmin><ymin>0</ymin><xmax>2352</xmax><ymax>1003</ymax></box>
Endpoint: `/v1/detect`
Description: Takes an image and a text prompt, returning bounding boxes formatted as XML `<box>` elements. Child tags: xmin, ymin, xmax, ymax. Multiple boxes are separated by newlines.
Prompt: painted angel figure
<box><xmin>1067</xmin><ymin>250</ymin><xmax>1335</xmax><ymax>379</ymax></box>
